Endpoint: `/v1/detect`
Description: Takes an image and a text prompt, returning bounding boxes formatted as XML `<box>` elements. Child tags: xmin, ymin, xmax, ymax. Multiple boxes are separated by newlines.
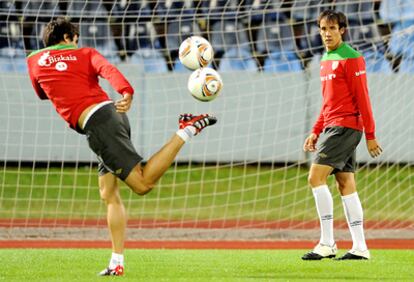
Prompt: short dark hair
<box><xmin>42</xmin><ymin>17</ymin><xmax>79</xmax><ymax>47</ymax></box>
<box><xmin>317</xmin><ymin>10</ymin><xmax>348</xmax><ymax>29</ymax></box>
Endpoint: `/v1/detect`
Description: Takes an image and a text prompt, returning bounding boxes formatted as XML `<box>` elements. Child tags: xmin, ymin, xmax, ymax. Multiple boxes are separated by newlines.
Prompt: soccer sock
<box><xmin>109</xmin><ymin>252</ymin><xmax>124</xmax><ymax>268</ymax></box>
<box><xmin>176</xmin><ymin>126</ymin><xmax>197</xmax><ymax>142</ymax></box>
<box><xmin>312</xmin><ymin>185</ymin><xmax>335</xmax><ymax>246</ymax></box>
<box><xmin>342</xmin><ymin>192</ymin><xmax>368</xmax><ymax>251</ymax></box>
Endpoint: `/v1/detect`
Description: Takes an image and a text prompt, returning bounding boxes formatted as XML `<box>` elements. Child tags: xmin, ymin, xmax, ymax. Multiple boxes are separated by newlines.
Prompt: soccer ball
<box><xmin>179</xmin><ymin>36</ymin><xmax>214</xmax><ymax>70</ymax></box>
<box><xmin>187</xmin><ymin>67</ymin><xmax>223</xmax><ymax>102</ymax></box>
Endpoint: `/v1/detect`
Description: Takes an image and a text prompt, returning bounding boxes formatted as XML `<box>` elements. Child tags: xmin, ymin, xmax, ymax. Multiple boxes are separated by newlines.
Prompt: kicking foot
<box><xmin>179</xmin><ymin>114</ymin><xmax>217</xmax><ymax>135</ymax></box>
<box><xmin>98</xmin><ymin>265</ymin><xmax>124</xmax><ymax>276</ymax></box>
<box><xmin>179</xmin><ymin>113</ymin><xmax>194</xmax><ymax>129</ymax></box>
<box><xmin>335</xmin><ymin>249</ymin><xmax>370</xmax><ymax>260</ymax></box>
<box><xmin>302</xmin><ymin>243</ymin><xmax>337</xmax><ymax>260</ymax></box>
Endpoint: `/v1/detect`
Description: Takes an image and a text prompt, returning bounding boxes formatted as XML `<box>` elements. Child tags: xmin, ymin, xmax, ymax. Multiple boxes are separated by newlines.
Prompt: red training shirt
<box><xmin>27</xmin><ymin>44</ymin><xmax>134</xmax><ymax>132</ymax></box>
<box><xmin>312</xmin><ymin>43</ymin><xmax>376</xmax><ymax>140</ymax></box>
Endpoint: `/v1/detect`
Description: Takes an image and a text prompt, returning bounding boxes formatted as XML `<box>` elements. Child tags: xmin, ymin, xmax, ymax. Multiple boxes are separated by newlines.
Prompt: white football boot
<box><xmin>302</xmin><ymin>243</ymin><xmax>338</xmax><ymax>260</ymax></box>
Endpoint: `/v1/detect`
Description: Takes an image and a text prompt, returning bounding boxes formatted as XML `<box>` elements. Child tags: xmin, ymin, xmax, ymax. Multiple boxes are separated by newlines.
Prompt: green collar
<box><xmin>326</xmin><ymin>42</ymin><xmax>346</xmax><ymax>54</ymax></box>
<box><xmin>27</xmin><ymin>44</ymin><xmax>77</xmax><ymax>58</ymax></box>
<box><xmin>321</xmin><ymin>42</ymin><xmax>361</xmax><ymax>61</ymax></box>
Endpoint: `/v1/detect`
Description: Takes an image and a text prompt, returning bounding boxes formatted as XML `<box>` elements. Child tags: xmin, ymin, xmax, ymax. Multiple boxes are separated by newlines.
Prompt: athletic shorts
<box><xmin>84</xmin><ymin>103</ymin><xmax>143</xmax><ymax>180</ymax></box>
<box><xmin>314</xmin><ymin>126</ymin><xmax>363</xmax><ymax>174</ymax></box>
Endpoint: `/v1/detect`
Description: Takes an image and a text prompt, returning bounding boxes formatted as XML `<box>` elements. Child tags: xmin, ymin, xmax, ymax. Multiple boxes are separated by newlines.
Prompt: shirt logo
<box><xmin>38</xmin><ymin>51</ymin><xmax>51</xmax><ymax>66</ymax></box>
<box><xmin>355</xmin><ymin>70</ymin><xmax>366</xmax><ymax>76</ymax></box>
<box><xmin>320</xmin><ymin>74</ymin><xmax>336</xmax><ymax>81</ymax></box>
<box><xmin>332</xmin><ymin>61</ymin><xmax>339</xmax><ymax>70</ymax></box>
<box><xmin>37</xmin><ymin>51</ymin><xmax>77</xmax><ymax>68</ymax></box>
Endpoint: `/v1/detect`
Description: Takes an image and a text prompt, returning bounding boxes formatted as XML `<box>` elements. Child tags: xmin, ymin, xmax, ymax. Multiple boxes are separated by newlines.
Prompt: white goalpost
<box><xmin>0</xmin><ymin>0</ymin><xmax>413</xmax><ymax>243</ymax></box>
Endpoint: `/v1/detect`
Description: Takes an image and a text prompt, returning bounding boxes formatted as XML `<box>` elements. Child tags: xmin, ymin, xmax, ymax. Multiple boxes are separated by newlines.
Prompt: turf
<box><xmin>1</xmin><ymin>165</ymin><xmax>413</xmax><ymax>222</ymax></box>
<box><xmin>1</xmin><ymin>249</ymin><xmax>413</xmax><ymax>281</ymax></box>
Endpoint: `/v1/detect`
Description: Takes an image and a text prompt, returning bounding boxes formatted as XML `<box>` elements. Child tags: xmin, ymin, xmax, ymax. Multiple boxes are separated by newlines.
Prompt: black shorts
<box><xmin>314</xmin><ymin>126</ymin><xmax>363</xmax><ymax>174</ymax></box>
<box><xmin>84</xmin><ymin>103</ymin><xmax>143</xmax><ymax>180</ymax></box>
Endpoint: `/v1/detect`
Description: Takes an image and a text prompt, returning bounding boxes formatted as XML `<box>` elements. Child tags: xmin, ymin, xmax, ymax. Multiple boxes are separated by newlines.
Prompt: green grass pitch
<box><xmin>1</xmin><ymin>249</ymin><xmax>413</xmax><ymax>281</ymax></box>
<box><xmin>1</xmin><ymin>165</ymin><xmax>413</xmax><ymax>221</ymax></box>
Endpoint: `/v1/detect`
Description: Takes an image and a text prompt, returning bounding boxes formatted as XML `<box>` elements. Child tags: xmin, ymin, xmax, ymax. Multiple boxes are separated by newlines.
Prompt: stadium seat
<box><xmin>0</xmin><ymin>47</ymin><xmax>27</xmax><ymax>73</ymax></box>
<box><xmin>380</xmin><ymin>0</ymin><xmax>414</xmax><ymax>23</ymax></box>
<box><xmin>335</xmin><ymin>0</ymin><xmax>377</xmax><ymax>25</ymax></box>
<box><xmin>0</xmin><ymin>20</ymin><xmax>26</xmax><ymax>73</ymax></box>
<box><xmin>129</xmin><ymin>49</ymin><xmax>168</xmax><ymax>73</ymax></box>
<box><xmin>347</xmin><ymin>22</ymin><xmax>382</xmax><ymax>47</ymax></box>
<box><xmin>209</xmin><ymin>20</ymin><xmax>251</xmax><ymax>56</ymax></box>
<box><xmin>291</xmin><ymin>0</ymin><xmax>329</xmax><ymax>55</ymax></box>
<box><xmin>255</xmin><ymin>18</ymin><xmax>295</xmax><ymax>55</ymax></box>
<box><xmin>291</xmin><ymin>0</ymin><xmax>326</xmax><ymax>22</ymax></box>
<box><xmin>165</xmin><ymin>20</ymin><xmax>202</xmax><ymax>54</ymax></box>
<box><xmin>244</xmin><ymin>0</ymin><xmax>283</xmax><ymax>24</ymax></box>
<box><xmin>399</xmin><ymin>57</ymin><xmax>414</xmax><ymax>73</ymax></box>
<box><xmin>388</xmin><ymin>20</ymin><xmax>414</xmax><ymax>58</ymax></box>
<box><xmin>78</xmin><ymin>20</ymin><xmax>120</xmax><ymax>63</ymax></box>
<box><xmin>263</xmin><ymin>51</ymin><xmax>303</xmax><ymax>72</ymax></box>
<box><xmin>126</xmin><ymin>22</ymin><xmax>162</xmax><ymax>54</ymax></box>
<box><xmin>218</xmin><ymin>48</ymin><xmax>257</xmax><ymax>72</ymax></box>
<box><xmin>362</xmin><ymin>49</ymin><xmax>393</xmax><ymax>74</ymax></box>
<box><xmin>199</xmin><ymin>0</ymin><xmax>239</xmax><ymax>24</ymax></box>
<box><xmin>67</xmin><ymin>1</ymin><xmax>107</xmax><ymax>18</ymax></box>
<box><xmin>156</xmin><ymin>0</ymin><xmax>195</xmax><ymax>21</ymax></box>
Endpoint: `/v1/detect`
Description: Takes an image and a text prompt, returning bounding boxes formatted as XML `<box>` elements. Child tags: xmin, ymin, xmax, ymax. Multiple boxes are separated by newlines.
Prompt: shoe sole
<box><xmin>302</xmin><ymin>254</ymin><xmax>336</xmax><ymax>260</ymax></box>
<box><xmin>335</xmin><ymin>257</ymin><xmax>368</xmax><ymax>260</ymax></box>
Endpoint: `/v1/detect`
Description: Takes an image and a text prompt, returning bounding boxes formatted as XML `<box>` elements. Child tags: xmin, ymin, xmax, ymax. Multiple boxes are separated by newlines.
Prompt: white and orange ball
<box><xmin>179</xmin><ymin>36</ymin><xmax>214</xmax><ymax>70</ymax></box>
<box><xmin>187</xmin><ymin>67</ymin><xmax>223</xmax><ymax>102</ymax></box>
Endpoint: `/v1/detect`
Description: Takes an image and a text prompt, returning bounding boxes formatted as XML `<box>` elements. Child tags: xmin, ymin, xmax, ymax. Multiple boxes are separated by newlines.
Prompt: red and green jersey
<box><xmin>312</xmin><ymin>43</ymin><xmax>376</xmax><ymax>140</ymax></box>
<box><xmin>27</xmin><ymin>44</ymin><xmax>134</xmax><ymax>132</ymax></box>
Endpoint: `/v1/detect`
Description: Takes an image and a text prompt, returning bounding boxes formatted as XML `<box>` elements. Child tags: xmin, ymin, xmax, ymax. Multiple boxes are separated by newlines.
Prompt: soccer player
<box><xmin>26</xmin><ymin>18</ymin><xmax>217</xmax><ymax>275</ymax></box>
<box><xmin>301</xmin><ymin>10</ymin><xmax>383</xmax><ymax>260</ymax></box>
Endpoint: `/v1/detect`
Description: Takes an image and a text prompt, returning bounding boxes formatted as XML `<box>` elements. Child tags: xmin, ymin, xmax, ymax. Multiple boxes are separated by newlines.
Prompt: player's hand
<box><xmin>115</xmin><ymin>93</ymin><xmax>132</xmax><ymax>113</ymax></box>
<box><xmin>303</xmin><ymin>133</ymin><xmax>318</xmax><ymax>152</ymax></box>
<box><xmin>366</xmin><ymin>139</ymin><xmax>383</xmax><ymax>158</ymax></box>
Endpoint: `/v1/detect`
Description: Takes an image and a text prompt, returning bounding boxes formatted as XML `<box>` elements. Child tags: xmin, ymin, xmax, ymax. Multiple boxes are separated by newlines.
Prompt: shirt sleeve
<box><xmin>27</xmin><ymin>60</ymin><xmax>48</xmax><ymax>100</ymax></box>
<box><xmin>89</xmin><ymin>48</ymin><xmax>134</xmax><ymax>96</ymax></box>
<box><xmin>312</xmin><ymin>106</ymin><xmax>324</xmax><ymax>137</ymax></box>
<box><xmin>346</xmin><ymin>56</ymin><xmax>376</xmax><ymax>140</ymax></box>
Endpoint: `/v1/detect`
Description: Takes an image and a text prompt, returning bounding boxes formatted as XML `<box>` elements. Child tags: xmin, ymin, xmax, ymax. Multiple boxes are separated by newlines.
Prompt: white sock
<box><xmin>342</xmin><ymin>192</ymin><xmax>368</xmax><ymax>251</ymax></box>
<box><xmin>312</xmin><ymin>185</ymin><xmax>335</xmax><ymax>246</ymax></box>
<box><xmin>109</xmin><ymin>252</ymin><xmax>124</xmax><ymax>268</ymax></box>
<box><xmin>176</xmin><ymin>126</ymin><xmax>196</xmax><ymax>142</ymax></box>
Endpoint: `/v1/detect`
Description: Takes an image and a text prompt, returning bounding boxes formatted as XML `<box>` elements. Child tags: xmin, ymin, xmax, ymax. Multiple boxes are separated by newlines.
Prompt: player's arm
<box><xmin>89</xmin><ymin>48</ymin><xmax>134</xmax><ymax>112</ymax></box>
<box><xmin>347</xmin><ymin>56</ymin><xmax>382</xmax><ymax>157</ymax></box>
<box><xmin>304</xmin><ymin>107</ymin><xmax>324</xmax><ymax>152</ymax></box>
<box><xmin>28</xmin><ymin>64</ymin><xmax>48</xmax><ymax>100</ymax></box>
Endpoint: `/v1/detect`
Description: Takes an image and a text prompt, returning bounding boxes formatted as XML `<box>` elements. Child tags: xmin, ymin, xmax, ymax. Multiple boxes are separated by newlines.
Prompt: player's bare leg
<box><xmin>124</xmin><ymin>114</ymin><xmax>217</xmax><ymax>195</ymax></box>
<box><xmin>335</xmin><ymin>172</ymin><xmax>370</xmax><ymax>260</ymax></box>
<box><xmin>98</xmin><ymin>173</ymin><xmax>126</xmax><ymax>276</ymax></box>
<box><xmin>302</xmin><ymin>164</ymin><xmax>337</xmax><ymax>260</ymax></box>
<box><xmin>124</xmin><ymin>135</ymin><xmax>185</xmax><ymax>195</ymax></box>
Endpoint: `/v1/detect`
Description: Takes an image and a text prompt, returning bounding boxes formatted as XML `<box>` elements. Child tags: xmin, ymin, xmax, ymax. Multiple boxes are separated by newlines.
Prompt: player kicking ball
<box><xmin>302</xmin><ymin>10</ymin><xmax>383</xmax><ymax>261</ymax></box>
<box><xmin>27</xmin><ymin>18</ymin><xmax>217</xmax><ymax>276</ymax></box>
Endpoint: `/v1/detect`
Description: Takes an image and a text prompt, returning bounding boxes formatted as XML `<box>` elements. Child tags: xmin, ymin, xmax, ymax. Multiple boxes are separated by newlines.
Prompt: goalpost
<box><xmin>0</xmin><ymin>0</ymin><xmax>413</xmax><ymax>243</ymax></box>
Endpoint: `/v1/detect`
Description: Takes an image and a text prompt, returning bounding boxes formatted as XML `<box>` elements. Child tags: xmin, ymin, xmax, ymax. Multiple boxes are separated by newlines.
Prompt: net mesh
<box><xmin>0</xmin><ymin>0</ymin><xmax>413</xmax><ymax>241</ymax></box>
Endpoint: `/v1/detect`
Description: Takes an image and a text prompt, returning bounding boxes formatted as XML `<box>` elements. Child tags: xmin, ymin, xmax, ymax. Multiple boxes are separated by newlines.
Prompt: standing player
<box><xmin>27</xmin><ymin>18</ymin><xmax>217</xmax><ymax>275</ymax></box>
<box><xmin>302</xmin><ymin>10</ymin><xmax>383</xmax><ymax>260</ymax></box>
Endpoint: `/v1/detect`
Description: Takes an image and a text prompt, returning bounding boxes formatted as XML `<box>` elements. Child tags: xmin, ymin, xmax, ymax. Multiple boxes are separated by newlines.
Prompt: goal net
<box><xmin>1</xmin><ymin>0</ymin><xmax>413</xmax><ymax>243</ymax></box>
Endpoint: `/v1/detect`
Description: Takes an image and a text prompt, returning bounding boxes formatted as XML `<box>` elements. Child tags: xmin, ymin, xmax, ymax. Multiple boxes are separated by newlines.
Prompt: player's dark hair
<box><xmin>317</xmin><ymin>10</ymin><xmax>348</xmax><ymax>29</ymax></box>
<box><xmin>43</xmin><ymin>17</ymin><xmax>79</xmax><ymax>47</ymax></box>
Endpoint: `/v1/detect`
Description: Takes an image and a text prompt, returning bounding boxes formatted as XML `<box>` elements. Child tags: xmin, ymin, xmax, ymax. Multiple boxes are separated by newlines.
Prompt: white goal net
<box><xmin>1</xmin><ymin>0</ymin><xmax>413</xmax><ymax>242</ymax></box>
